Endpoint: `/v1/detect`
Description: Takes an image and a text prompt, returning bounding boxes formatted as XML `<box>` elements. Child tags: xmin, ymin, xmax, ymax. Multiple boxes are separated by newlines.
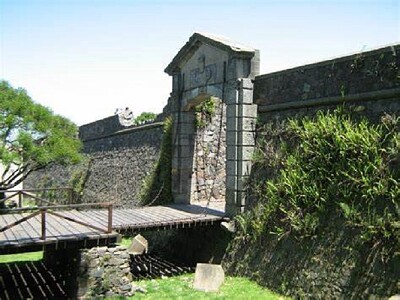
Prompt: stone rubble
<box><xmin>79</xmin><ymin>246</ymin><xmax>142</xmax><ymax>298</ymax></box>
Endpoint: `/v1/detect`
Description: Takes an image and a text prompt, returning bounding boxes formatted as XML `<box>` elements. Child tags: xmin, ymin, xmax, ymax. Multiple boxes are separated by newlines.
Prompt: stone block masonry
<box><xmin>44</xmin><ymin>246</ymin><xmax>141</xmax><ymax>298</ymax></box>
<box><xmin>25</xmin><ymin>116</ymin><xmax>164</xmax><ymax>208</ymax></box>
<box><xmin>191</xmin><ymin>99</ymin><xmax>226</xmax><ymax>203</ymax></box>
<box><xmin>254</xmin><ymin>44</ymin><xmax>400</xmax><ymax>121</ymax></box>
<box><xmin>79</xmin><ymin>118</ymin><xmax>164</xmax><ymax>207</ymax></box>
<box><xmin>78</xmin><ymin>246</ymin><xmax>136</xmax><ymax>298</ymax></box>
<box><xmin>24</xmin><ymin>35</ymin><xmax>399</xmax><ymax>219</ymax></box>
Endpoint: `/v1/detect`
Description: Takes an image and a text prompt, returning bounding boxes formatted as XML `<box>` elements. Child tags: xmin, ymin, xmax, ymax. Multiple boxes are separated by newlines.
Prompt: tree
<box><xmin>0</xmin><ymin>80</ymin><xmax>82</xmax><ymax>195</ymax></box>
<box><xmin>134</xmin><ymin>112</ymin><xmax>156</xmax><ymax>125</ymax></box>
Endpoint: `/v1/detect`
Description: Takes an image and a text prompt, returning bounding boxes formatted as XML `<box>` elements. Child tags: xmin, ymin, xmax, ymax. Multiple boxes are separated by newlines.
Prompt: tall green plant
<box><xmin>194</xmin><ymin>97</ymin><xmax>216</xmax><ymax>128</ymax></box>
<box><xmin>245</xmin><ymin>108</ymin><xmax>399</xmax><ymax>243</ymax></box>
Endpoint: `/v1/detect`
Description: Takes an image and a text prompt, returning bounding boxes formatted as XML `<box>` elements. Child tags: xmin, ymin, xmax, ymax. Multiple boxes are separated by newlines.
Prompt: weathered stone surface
<box><xmin>109</xmin><ymin>257</ymin><xmax>125</xmax><ymax>266</ymax></box>
<box><xmin>24</xmin><ymin>122</ymin><xmax>164</xmax><ymax>209</ymax></box>
<box><xmin>78</xmin><ymin>246</ymin><xmax>134</xmax><ymax>298</ymax></box>
<box><xmin>239</xmin><ymin>104</ymin><xmax>258</xmax><ymax>118</ymax></box>
<box><xmin>97</xmin><ymin>247</ymin><xmax>107</xmax><ymax>257</ymax></box>
<box><xmin>220</xmin><ymin>221</ymin><xmax>236</xmax><ymax>233</ymax></box>
<box><xmin>238</xmin><ymin>88</ymin><xmax>254</xmax><ymax>105</ymax></box>
<box><xmin>193</xmin><ymin>263</ymin><xmax>225</xmax><ymax>292</ymax></box>
<box><xmin>254</xmin><ymin>45</ymin><xmax>400</xmax><ymax>107</ymax></box>
<box><xmin>168</xmin><ymin>33</ymin><xmax>259</xmax><ymax>205</ymax></box>
<box><xmin>90</xmin><ymin>267</ymin><xmax>103</xmax><ymax>278</ymax></box>
<box><xmin>128</xmin><ymin>234</ymin><xmax>148</xmax><ymax>255</ymax></box>
<box><xmin>120</xmin><ymin>284</ymin><xmax>132</xmax><ymax>291</ymax></box>
<box><xmin>191</xmin><ymin>99</ymin><xmax>227</xmax><ymax>203</ymax></box>
<box><xmin>133</xmin><ymin>285</ymin><xmax>147</xmax><ymax>294</ymax></box>
<box><xmin>238</xmin><ymin>78</ymin><xmax>254</xmax><ymax>90</ymax></box>
<box><xmin>88</xmin><ymin>258</ymin><xmax>100</xmax><ymax>268</ymax></box>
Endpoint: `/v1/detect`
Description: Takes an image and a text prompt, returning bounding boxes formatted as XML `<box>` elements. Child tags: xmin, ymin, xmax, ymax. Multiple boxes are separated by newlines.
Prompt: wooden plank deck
<box><xmin>0</xmin><ymin>210</ymin><xmax>119</xmax><ymax>254</ymax></box>
<box><xmin>0</xmin><ymin>203</ymin><xmax>226</xmax><ymax>254</ymax></box>
<box><xmin>103</xmin><ymin>203</ymin><xmax>225</xmax><ymax>231</ymax></box>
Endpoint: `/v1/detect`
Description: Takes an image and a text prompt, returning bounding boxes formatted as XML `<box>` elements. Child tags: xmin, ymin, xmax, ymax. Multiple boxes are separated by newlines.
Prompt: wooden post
<box><xmin>18</xmin><ymin>192</ymin><xmax>22</xmax><ymax>208</ymax></box>
<box><xmin>41</xmin><ymin>209</ymin><xmax>46</xmax><ymax>240</ymax></box>
<box><xmin>107</xmin><ymin>204</ymin><xmax>113</xmax><ymax>233</ymax></box>
<box><xmin>68</xmin><ymin>188</ymin><xmax>73</xmax><ymax>204</ymax></box>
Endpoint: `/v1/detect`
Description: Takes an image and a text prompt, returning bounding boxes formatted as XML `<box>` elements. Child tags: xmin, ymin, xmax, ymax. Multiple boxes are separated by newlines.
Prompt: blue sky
<box><xmin>1</xmin><ymin>0</ymin><xmax>399</xmax><ymax>125</ymax></box>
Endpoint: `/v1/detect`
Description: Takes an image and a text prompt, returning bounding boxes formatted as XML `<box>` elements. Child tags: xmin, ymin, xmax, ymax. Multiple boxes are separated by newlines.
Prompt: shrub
<box><xmin>243</xmin><ymin>107</ymin><xmax>399</xmax><ymax>243</ymax></box>
<box><xmin>134</xmin><ymin>112</ymin><xmax>157</xmax><ymax>125</ymax></box>
<box><xmin>194</xmin><ymin>97</ymin><xmax>216</xmax><ymax>128</ymax></box>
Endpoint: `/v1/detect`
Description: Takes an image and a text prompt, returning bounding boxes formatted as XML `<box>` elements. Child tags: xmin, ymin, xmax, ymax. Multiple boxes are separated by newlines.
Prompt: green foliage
<box><xmin>0</xmin><ymin>80</ymin><xmax>82</xmax><ymax>190</ymax></box>
<box><xmin>134</xmin><ymin>112</ymin><xmax>157</xmax><ymax>125</ymax></box>
<box><xmin>69</xmin><ymin>156</ymin><xmax>91</xmax><ymax>202</ymax></box>
<box><xmin>195</xmin><ymin>97</ymin><xmax>216</xmax><ymax>128</ymax></box>
<box><xmin>0</xmin><ymin>251</ymin><xmax>43</xmax><ymax>263</ymax></box>
<box><xmin>139</xmin><ymin>117</ymin><xmax>173</xmax><ymax>205</ymax></box>
<box><xmin>242</xmin><ymin>108</ymin><xmax>399</xmax><ymax>243</ymax></box>
<box><xmin>131</xmin><ymin>274</ymin><xmax>284</xmax><ymax>300</ymax></box>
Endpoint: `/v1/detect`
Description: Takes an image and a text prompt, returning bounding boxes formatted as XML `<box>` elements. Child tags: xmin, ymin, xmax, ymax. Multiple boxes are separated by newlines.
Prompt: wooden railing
<box><xmin>0</xmin><ymin>188</ymin><xmax>74</xmax><ymax>208</ymax></box>
<box><xmin>0</xmin><ymin>202</ymin><xmax>114</xmax><ymax>240</ymax></box>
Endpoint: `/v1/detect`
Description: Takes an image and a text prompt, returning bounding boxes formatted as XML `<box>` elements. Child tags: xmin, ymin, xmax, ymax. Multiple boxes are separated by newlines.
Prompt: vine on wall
<box><xmin>139</xmin><ymin>117</ymin><xmax>173</xmax><ymax>205</ymax></box>
<box><xmin>194</xmin><ymin>97</ymin><xmax>217</xmax><ymax>128</ymax></box>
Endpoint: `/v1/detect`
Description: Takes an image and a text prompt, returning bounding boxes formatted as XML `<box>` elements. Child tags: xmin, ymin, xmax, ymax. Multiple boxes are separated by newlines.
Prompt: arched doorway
<box><xmin>165</xmin><ymin>32</ymin><xmax>260</xmax><ymax>217</ymax></box>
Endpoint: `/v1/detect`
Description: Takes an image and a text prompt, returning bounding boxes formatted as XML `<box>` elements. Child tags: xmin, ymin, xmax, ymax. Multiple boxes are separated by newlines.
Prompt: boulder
<box><xmin>127</xmin><ymin>234</ymin><xmax>148</xmax><ymax>255</ymax></box>
<box><xmin>193</xmin><ymin>263</ymin><xmax>225</xmax><ymax>292</ymax></box>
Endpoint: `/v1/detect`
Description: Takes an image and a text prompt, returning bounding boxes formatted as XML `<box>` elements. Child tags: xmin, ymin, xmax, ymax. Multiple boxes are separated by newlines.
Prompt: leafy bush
<box><xmin>0</xmin><ymin>80</ymin><xmax>82</xmax><ymax>191</ymax></box>
<box><xmin>134</xmin><ymin>112</ymin><xmax>157</xmax><ymax>125</ymax></box>
<box><xmin>242</xmin><ymin>108</ymin><xmax>399</xmax><ymax>243</ymax></box>
<box><xmin>194</xmin><ymin>97</ymin><xmax>216</xmax><ymax>128</ymax></box>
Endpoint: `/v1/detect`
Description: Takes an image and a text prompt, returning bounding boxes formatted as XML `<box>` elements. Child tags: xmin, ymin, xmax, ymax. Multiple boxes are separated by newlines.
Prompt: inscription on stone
<box><xmin>190</xmin><ymin>54</ymin><xmax>217</xmax><ymax>87</ymax></box>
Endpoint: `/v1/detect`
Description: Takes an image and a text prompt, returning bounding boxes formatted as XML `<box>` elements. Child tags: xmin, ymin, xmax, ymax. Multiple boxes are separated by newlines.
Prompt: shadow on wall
<box><xmin>223</xmin><ymin>215</ymin><xmax>399</xmax><ymax>298</ymax></box>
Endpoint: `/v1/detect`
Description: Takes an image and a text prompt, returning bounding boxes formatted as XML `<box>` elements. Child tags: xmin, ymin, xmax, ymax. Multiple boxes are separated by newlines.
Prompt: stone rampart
<box><xmin>24</xmin><ymin>41</ymin><xmax>399</xmax><ymax>212</ymax></box>
<box><xmin>254</xmin><ymin>44</ymin><xmax>400</xmax><ymax>122</ymax></box>
<box><xmin>25</xmin><ymin>117</ymin><xmax>164</xmax><ymax>208</ymax></box>
<box><xmin>79</xmin><ymin>119</ymin><xmax>164</xmax><ymax>207</ymax></box>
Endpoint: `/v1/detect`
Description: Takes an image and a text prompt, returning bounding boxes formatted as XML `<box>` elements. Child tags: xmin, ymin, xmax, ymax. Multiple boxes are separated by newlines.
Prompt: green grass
<box><xmin>130</xmin><ymin>274</ymin><xmax>285</xmax><ymax>299</ymax></box>
<box><xmin>0</xmin><ymin>251</ymin><xmax>43</xmax><ymax>263</ymax></box>
<box><xmin>119</xmin><ymin>236</ymin><xmax>133</xmax><ymax>247</ymax></box>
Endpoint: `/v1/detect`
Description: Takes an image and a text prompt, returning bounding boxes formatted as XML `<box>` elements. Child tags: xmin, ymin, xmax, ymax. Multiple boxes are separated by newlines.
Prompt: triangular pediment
<box><xmin>165</xmin><ymin>32</ymin><xmax>256</xmax><ymax>75</ymax></box>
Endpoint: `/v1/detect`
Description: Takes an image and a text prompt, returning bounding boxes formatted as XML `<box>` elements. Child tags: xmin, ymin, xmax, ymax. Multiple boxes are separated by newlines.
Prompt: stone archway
<box><xmin>165</xmin><ymin>32</ymin><xmax>260</xmax><ymax>217</ymax></box>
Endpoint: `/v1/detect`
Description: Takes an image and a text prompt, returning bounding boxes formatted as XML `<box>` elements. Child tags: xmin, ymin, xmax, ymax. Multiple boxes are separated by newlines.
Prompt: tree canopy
<box><xmin>0</xmin><ymin>80</ymin><xmax>82</xmax><ymax>191</ymax></box>
<box><xmin>134</xmin><ymin>112</ymin><xmax>156</xmax><ymax>125</ymax></box>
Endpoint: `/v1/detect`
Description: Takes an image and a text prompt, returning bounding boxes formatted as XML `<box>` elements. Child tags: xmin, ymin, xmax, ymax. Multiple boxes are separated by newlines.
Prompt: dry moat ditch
<box><xmin>0</xmin><ymin>225</ymin><xmax>230</xmax><ymax>299</ymax></box>
<box><xmin>0</xmin><ymin>251</ymin><xmax>194</xmax><ymax>299</ymax></box>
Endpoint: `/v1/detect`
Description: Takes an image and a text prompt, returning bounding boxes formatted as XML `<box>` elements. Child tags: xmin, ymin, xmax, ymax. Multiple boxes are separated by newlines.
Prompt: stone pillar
<box><xmin>78</xmin><ymin>246</ymin><xmax>134</xmax><ymax>298</ymax></box>
<box><xmin>44</xmin><ymin>246</ymin><xmax>135</xmax><ymax>298</ymax></box>
<box><xmin>225</xmin><ymin>78</ymin><xmax>257</xmax><ymax>217</ymax></box>
<box><xmin>171</xmin><ymin>111</ymin><xmax>196</xmax><ymax>203</ymax></box>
